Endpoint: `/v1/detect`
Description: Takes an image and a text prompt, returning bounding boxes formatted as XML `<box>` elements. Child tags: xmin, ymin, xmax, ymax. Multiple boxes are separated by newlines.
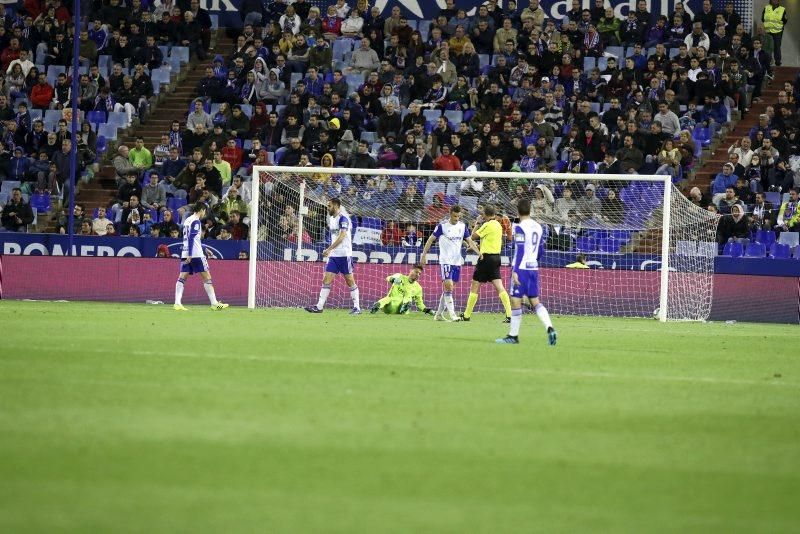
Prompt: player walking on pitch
<box><xmin>420</xmin><ymin>205</ymin><xmax>479</xmax><ymax>321</ymax></box>
<box><xmin>369</xmin><ymin>264</ymin><xmax>433</xmax><ymax>315</ymax></box>
<box><xmin>496</xmin><ymin>199</ymin><xmax>556</xmax><ymax>345</ymax></box>
<box><xmin>460</xmin><ymin>204</ymin><xmax>513</xmax><ymax>322</ymax></box>
<box><xmin>305</xmin><ymin>197</ymin><xmax>361</xmax><ymax>314</ymax></box>
<box><xmin>174</xmin><ymin>202</ymin><xmax>229</xmax><ymax>311</ymax></box>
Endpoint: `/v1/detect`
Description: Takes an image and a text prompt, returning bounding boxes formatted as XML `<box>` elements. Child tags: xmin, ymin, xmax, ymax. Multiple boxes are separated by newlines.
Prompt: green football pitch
<box><xmin>1</xmin><ymin>301</ymin><xmax>798</xmax><ymax>532</ymax></box>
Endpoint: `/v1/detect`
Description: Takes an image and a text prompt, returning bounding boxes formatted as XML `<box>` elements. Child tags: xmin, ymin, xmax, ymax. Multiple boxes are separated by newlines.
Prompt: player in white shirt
<box><xmin>174</xmin><ymin>202</ymin><xmax>229</xmax><ymax>311</ymax></box>
<box><xmin>420</xmin><ymin>205</ymin><xmax>480</xmax><ymax>321</ymax></box>
<box><xmin>496</xmin><ymin>198</ymin><xmax>556</xmax><ymax>345</ymax></box>
<box><xmin>305</xmin><ymin>197</ymin><xmax>361</xmax><ymax>314</ymax></box>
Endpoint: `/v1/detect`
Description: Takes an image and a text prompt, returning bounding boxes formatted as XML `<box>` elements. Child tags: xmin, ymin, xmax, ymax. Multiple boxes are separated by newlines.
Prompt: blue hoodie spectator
<box><xmin>8</xmin><ymin>148</ymin><xmax>31</xmax><ymax>181</ymax></box>
<box><xmin>711</xmin><ymin>163</ymin><xmax>739</xmax><ymax>195</ymax></box>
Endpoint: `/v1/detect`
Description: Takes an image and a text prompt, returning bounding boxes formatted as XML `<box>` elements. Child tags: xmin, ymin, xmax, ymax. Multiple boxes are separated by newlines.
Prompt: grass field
<box><xmin>1</xmin><ymin>300</ymin><xmax>798</xmax><ymax>532</ymax></box>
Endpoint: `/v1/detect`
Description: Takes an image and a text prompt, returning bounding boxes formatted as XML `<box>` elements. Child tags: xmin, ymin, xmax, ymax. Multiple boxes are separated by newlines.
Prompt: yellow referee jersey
<box><xmin>476</xmin><ymin>219</ymin><xmax>503</xmax><ymax>254</ymax></box>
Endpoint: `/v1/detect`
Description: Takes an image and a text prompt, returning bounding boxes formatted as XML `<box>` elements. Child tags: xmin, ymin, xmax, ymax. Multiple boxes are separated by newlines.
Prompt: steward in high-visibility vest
<box><xmin>762</xmin><ymin>0</ymin><xmax>788</xmax><ymax>66</ymax></box>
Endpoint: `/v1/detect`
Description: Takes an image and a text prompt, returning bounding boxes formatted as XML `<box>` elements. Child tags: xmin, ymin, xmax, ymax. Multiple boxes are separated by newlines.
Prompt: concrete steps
<box><xmin>683</xmin><ymin>66</ymin><xmax>799</xmax><ymax>195</ymax></box>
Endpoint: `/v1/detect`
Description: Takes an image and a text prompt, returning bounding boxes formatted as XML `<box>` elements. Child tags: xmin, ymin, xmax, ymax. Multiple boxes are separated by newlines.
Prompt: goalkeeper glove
<box><xmin>422</xmin><ymin>308</ymin><xmax>434</xmax><ymax>315</ymax></box>
<box><xmin>398</xmin><ymin>302</ymin><xmax>410</xmax><ymax>314</ymax></box>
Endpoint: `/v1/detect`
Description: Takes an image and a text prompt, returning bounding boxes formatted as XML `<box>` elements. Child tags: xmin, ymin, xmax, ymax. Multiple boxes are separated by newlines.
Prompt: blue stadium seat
<box><xmin>605</xmin><ymin>46</ymin><xmax>624</xmax><ymax>60</ymax></box>
<box><xmin>332</xmin><ymin>39</ymin><xmax>351</xmax><ymax>61</ymax></box>
<box><xmin>744</xmin><ymin>242</ymin><xmax>767</xmax><ymax>257</ymax></box>
<box><xmin>95</xmin><ymin>135</ymin><xmax>108</xmax><ymax>156</ymax></box>
<box><xmin>87</xmin><ymin>110</ymin><xmax>107</xmax><ymax>125</ymax></box>
<box><xmin>770</xmin><ymin>243</ymin><xmax>791</xmax><ymax>259</ymax></box>
<box><xmin>755</xmin><ymin>229</ymin><xmax>776</xmax><ymax>247</ymax></box>
<box><xmin>418</xmin><ymin>20</ymin><xmax>431</xmax><ymax>41</ymax></box>
<box><xmin>765</xmin><ymin>191</ymin><xmax>781</xmax><ymax>206</ymax></box>
<box><xmin>360</xmin><ymin>131</ymin><xmax>377</xmax><ymax>143</ymax></box>
<box><xmin>722</xmin><ymin>241</ymin><xmax>744</xmax><ymax>257</ymax></box>
<box><xmin>167</xmin><ymin>197</ymin><xmax>187</xmax><ymax>210</ymax></box>
<box><xmin>29</xmin><ymin>109</ymin><xmax>43</xmax><ymax>121</ymax></box>
<box><xmin>576</xmin><ymin>236</ymin><xmax>596</xmax><ymax>252</ymax></box>
<box><xmin>597</xmin><ymin>239</ymin><xmax>621</xmax><ymax>253</ymax></box>
<box><xmin>1</xmin><ymin>181</ymin><xmax>21</xmax><ymax>194</ymax></box>
<box><xmin>423</xmin><ymin>109</ymin><xmax>441</xmax><ymax>122</ymax></box>
<box><xmin>596</xmin><ymin>57</ymin><xmax>607</xmax><ymax>71</ymax></box>
<box><xmin>444</xmin><ymin>109</ymin><xmax>463</xmax><ymax>125</ymax></box>
<box><xmin>97</xmin><ymin>123</ymin><xmax>118</xmax><ymax>140</ymax></box>
<box><xmin>240</xmin><ymin>104</ymin><xmax>252</xmax><ymax>117</ymax></box>
<box><xmin>107</xmin><ymin>111</ymin><xmax>128</xmax><ymax>128</ymax></box>
<box><xmin>478</xmin><ymin>54</ymin><xmax>490</xmax><ymax>67</ymax></box>
<box><xmin>171</xmin><ymin>46</ymin><xmax>190</xmax><ymax>64</ymax></box>
<box><xmin>210</xmin><ymin>14</ymin><xmax>219</xmax><ymax>30</ymax></box>
<box><xmin>583</xmin><ymin>57</ymin><xmax>596</xmax><ymax>71</ymax></box>
<box><xmin>47</xmin><ymin>65</ymin><xmax>66</xmax><ymax>77</ymax></box>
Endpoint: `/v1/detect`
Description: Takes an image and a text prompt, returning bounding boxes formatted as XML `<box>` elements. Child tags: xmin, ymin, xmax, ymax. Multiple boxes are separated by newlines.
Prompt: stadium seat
<box><xmin>596</xmin><ymin>238</ymin><xmax>621</xmax><ymax>253</ymax></box>
<box><xmin>97</xmin><ymin>123</ymin><xmax>118</xmax><ymax>140</ymax></box>
<box><xmin>722</xmin><ymin>241</ymin><xmax>744</xmax><ymax>257</ymax></box>
<box><xmin>29</xmin><ymin>109</ymin><xmax>43</xmax><ymax>121</ymax></box>
<box><xmin>583</xmin><ymin>57</ymin><xmax>596</xmax><ymax>71</ymax></box>
<box><xmin>744</xmin><ymin>242</ymin><xmax>767</xmax><ymax>257</ymax></box>
<box><xmin>107</xmin><ymin>111</ymin><xmax>128</xmax><ymax>128</ymax></box>
<box><xmin>754</xmin><ymin>229</ymin><xmax>776</xmax><ymax>247</ymax></box>
<box><xmin>171</xmin><ymin>46</ymin><xmax>190</xmax><ymax>64</ymax></box>
<box><xmin>596</xmin><ymin>57</ymin><xmax>607</xmax><ymax>71</ymax></box>
<box><xmin>444</xmin><ymin>110</ymin><xmax>463</xmax><ymax>125</ymax></box>
<box><xmin>1</xmin><ymin>181</ymin><xmax>21</xmax><ymax>194</ymax></box>
<box><xmin>240</xmin><ymin>104</ymin><xmax>253</xmax><ymax>117</ymax></box>
<box><xmin>576</xmin><ymin>236</ymin><xmax>596</xmax><ymax>252</ymax></box>
<box><xmin>360</xmin><ymin>131</ymin><xmax>377</xmax><ymax>144</ymax></box>
<box><xmin>478</xmin><ymin>54</ymin><xmax>490</xmax><ymax>67</ymax></box>
<box><xmin>87</xmin><ymin>110</ymin><xmax>107</xmax><ymax>125</ymax></box>
<box><xmin>290</xmin><ymin>72</ymin><xmax>303</xmax><ymax>87</ymax></box>
<box><xmin>210</xmin><ymin>14</ymin><xmax>219</xmax><ymax>30</ymax></box>
<box><xmin>764</xmin><ymin>192</ymin><xmax>781</xmax><ymax>206</ymax></box>
<box><xmin>676</xmin><ymin>240</ymin><xmax>697</xmax><ymax>256</ymax></box>
<box><xmin>692</xmin><ymin>126</ymin><xmax>711</xmax><ymax>147</ymax></box>
<box><xmin>778</xmin><ymin>232</ymin><xmax>799</xmax><ymax>248</ymax></box>
<box><xmin>167</xmin><ymin>197</ymin><xmax>187</xmax><ymax>210</ymax></box>
<box><xmin>29</xmin><ymin>193</ymin><xmax>51</xmax><ymax>213</ymax></box>
<box><xmin>47</xmin><ymin>65</ymin><xmax>66</xmax><ymax>77</ymax></box>
<box><xmin>332</xmin><ymin>39</ymin><xmax>351</xmax><ymax>61</ymax></box>
<box><xmin>770</xmin><ymin>243</ymin><xmax>791</xmax><ymax>259</ymax></box>
<box><xmin>362</xmin><ymin>217</ymin><xmax>383</xmax><ymax>229</ymax></box>
<box><xmin>95</xmin><ymin>135</ymin><xmax>107</xmax><ymax>156</ymax></box>
<box><xmin>605</xmin><ymin>46</ymin><xmax>624</xmax><ymax>60</ymax></box>
<box><xmin>418</xmin><ymin>20</ymin><xmax>431</xmax><ymax>40</ymax></box>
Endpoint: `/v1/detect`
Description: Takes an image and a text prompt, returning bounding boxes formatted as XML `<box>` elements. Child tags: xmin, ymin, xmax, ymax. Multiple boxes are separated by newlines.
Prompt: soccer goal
<box><xmin>248</xmin><ymin>166</ymin><xmax>719</xmax><ymax>322</ymax></box>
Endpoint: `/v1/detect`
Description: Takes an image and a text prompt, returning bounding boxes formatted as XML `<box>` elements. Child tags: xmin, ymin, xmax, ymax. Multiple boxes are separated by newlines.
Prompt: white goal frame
<box><xmin>248</xmin><ymin>166</ymin><xmax>675</xmax><ymax>321</ymax></box>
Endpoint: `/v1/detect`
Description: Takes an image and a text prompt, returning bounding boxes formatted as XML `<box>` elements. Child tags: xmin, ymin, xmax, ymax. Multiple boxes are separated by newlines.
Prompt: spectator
<box><xmin>93</xmin><ymin>207</ymin><xmax>113</xmax><ymax>236</ymax></box>
<box><xmin>616</xmin><ymin>134</ymin><xmax>644</xmax><ymax>173</ymax></box>
<box><xmin>775</xmin><ymin>188</ymin><xmax>800</xmax><ymax>233</ymax></box>
<box><xmin>1</xmin><ymin>188</ymin><xmax>34</xmax><ymax>232</ymax></box>
<box><xmin>129</xmin><ymin>137</ymin><xmax>154</xmax><ymax>170</ymax></box>
<box><xmin>716</xmin><ymin>203</ymin><xmax>749</xmax><ymax>244</ymax></box>
<box><xmin>381</xmin><ymin>220</ymin><xmax>403</xmax><ymax>245</ymax></box>
<box><xmin>141</xmin><ymin>172</ymin><xmax>167</xmax><ymax>212</ymax></box>
<box><xmin>348</xmin><ymin>37</ymin><xmax>380</xmax><ymax>79</ymax></box>
<box><xmin>187</xmin><ymin>100</ymin><xmax>213</xmax><ymax>133</ymax></box>
<box><xmin>29</xmin><ymin>73</ymin><xmax>54</xmax><ymax>110</ymax></box>
<box><xmin>433</xmin><ymin>144</ymin><xmax>460</xmax><ymax>171</ymax></box>
<box><xmin>346</xmin><ymin>140</ymin><xmax>377</xmax><ymax>169</ymax></box>
<box><xmin>711</xmin><ymin>163</ymin><xmax>739</xmax><ymax>203</ymax></box>
<box><xmin>228</xmin><ymin>210</ymin><xmax>248</xmax><ymax>240</ymax></box>
<box><xmin>56</xmin><ymin>204</ymin><xmax>85</xmax><ymax>235</ymax></box>
<box><xmin>750</xmin><ymin>192</ymin><xmax>775</xmax><ymax>230</ymax></box>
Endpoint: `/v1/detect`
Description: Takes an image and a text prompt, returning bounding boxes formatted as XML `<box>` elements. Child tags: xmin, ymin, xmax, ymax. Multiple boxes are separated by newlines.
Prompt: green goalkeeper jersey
<box><xmin>385</xmin><ymin>274</ymin><xmax>426</xmax><ymax>310</ymax></box>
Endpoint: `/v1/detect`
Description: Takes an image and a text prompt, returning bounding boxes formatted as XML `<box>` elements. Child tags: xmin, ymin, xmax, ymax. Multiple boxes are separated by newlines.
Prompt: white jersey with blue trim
<box><xmin>328</xmin><ymin>209</ymin><xmax>353</xmax><ymax>257</ymax></box>
<box><xmin>512</xmin><ymin>218</ymin><xmax>546</xmax><ymax>271</ymax></box>
<box><xmin>181</xmin><ymin>213</ymin><xmax>204</xmax><ymax>258</ymax></box>
<box><xmin>433</xmin><ymin>219</ymin><xmax>470</xmax><ymax>266</ymax></box>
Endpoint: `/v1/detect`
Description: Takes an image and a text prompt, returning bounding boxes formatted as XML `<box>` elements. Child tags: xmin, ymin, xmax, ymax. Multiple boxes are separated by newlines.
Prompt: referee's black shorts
<box><xmin>473</xmin><ymin>253</ymin><xmax>502</xmax><ymax>283</ymax></box>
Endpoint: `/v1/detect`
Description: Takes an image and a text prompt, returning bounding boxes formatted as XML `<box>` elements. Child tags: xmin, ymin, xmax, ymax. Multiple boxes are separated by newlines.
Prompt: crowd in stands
<box><xmin>0</xmin><ymin>0</ymin><xmax>799</xmax><ymax>258</ymax></box>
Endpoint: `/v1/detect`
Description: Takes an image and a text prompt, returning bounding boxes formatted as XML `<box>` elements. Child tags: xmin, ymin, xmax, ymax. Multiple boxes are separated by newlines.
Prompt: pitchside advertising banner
<box><xmin>1</xmin><ymin>234</ymin><xmax>799</xmax><ymax>276</ymax></box>
<box><xmin>189</xmin><ymin>0</ymin><xmax>712</xmax><ymax>30</ymax></box>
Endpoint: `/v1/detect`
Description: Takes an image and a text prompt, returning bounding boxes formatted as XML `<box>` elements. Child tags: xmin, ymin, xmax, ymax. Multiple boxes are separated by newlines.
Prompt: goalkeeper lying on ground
<box><xmin>370</xmin><ymin>264</ymin><xmax>433</xmax><ymax>315</ymax></box>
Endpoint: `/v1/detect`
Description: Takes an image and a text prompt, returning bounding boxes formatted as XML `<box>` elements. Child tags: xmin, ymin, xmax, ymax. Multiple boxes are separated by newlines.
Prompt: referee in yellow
<box><xmin>460</xmin><ymin>205</ymin><xmax>513</xmax><ymax>322</ymax></box>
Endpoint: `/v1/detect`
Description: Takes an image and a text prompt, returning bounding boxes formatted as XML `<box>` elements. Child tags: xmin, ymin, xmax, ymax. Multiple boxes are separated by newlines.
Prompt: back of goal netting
<box><xmin>248</xmin><ymin>166</ymin><xmax>719</xmax><ymax>321</ymax></box>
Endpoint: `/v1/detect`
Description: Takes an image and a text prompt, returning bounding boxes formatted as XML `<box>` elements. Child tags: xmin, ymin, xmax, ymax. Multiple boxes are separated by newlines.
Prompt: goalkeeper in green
<box><xmin>370</xmin><ymin>264</ymin><xmax>434</xmax><ymax>315</ymax></box>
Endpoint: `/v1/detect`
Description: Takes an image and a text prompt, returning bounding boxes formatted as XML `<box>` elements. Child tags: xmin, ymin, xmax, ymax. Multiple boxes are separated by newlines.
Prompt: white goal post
<box><xmin>248</xmin><ymin>166</ymin><xmax>719</xmax><ymax>322</ymax></box>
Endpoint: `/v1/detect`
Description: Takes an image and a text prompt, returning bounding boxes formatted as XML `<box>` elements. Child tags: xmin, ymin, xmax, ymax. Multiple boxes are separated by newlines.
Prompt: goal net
<box><xmin>248</xmin><ymin>166</ymin><xmax>719</xmax><ymax>321</ymax></box>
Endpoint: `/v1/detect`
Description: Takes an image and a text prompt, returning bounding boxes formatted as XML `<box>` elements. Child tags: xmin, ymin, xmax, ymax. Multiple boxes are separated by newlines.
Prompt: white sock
<box><xmin>350</xmin><ymin>285</ymin><xmax>360</xmax><ymax>309</ymax></box>
<box><xmin>316</xmin><ymin>284</ymin><xmax>331</xmax><ymax>309</ymax></box>
<box><xmin>436</xmin><ymin>293</ymin><xmax>445</xmax><ymax>315</ymax></box>
<box><xmin>509</xmin><ymin>307</ymin><xmax>522</xmax><ymax>336</ymax></box>
<box><xmin>444</xmin><ymin>291</ymin><xmax>456</xmax><ymax>319</ymax></box>
<box><xmin>204</xmin><ymin>280</ymin><xmax>218</xmax><ymax>306</ymax></box>
<box><xmin>175</xmin><ymin>278</ymin><xmax>184</xmax><ymax>305</ymax></box>
<box><xmin>534</xmin><ymin>303</ymin><xmax>553</xmax><ymax>330</ymax></box>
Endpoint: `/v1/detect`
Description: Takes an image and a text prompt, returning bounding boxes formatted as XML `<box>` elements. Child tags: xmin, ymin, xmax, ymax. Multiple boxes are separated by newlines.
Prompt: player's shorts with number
<box><xmin>473</xmin><ymin>253</ymin><xmax>502</xmax><ymax>282</ymax></box>
<box><xmin>180</xmin><ymin>257</ymin><xmax>209</xmax><ymax>275</ymax></box>
<box><xmin>440</xmin><ymin>264</ymin><xmax>461</xmax><ymax>282</ymax></box>
<box><xmin>325</xmin><ymin>256</ymin><xmax>353</xmax><ymax>275</ymax></box>
<box><xmin>510</xmin><ymin>269</ymin><xmax>540</xmax><ymax>299</ymax></box>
